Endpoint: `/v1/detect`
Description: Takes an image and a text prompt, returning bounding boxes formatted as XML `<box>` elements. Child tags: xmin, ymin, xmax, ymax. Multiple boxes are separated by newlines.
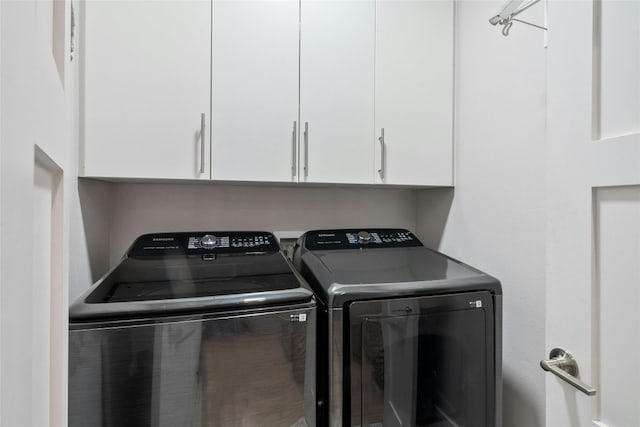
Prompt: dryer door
<box><xmin>347</xmin><ymin>291</ymin><xmax>495</xmax><ymax>427</ymax></box>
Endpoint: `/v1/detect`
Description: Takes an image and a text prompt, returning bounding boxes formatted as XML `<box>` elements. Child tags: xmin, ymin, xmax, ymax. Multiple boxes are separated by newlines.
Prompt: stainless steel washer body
<box><xmin>293</xmin><ymin>229</ymin><xmax>502</xmax><ymax>427</ymax></box>
<box><xmin>69</xmin><ymin>231</ymin><xmax>316</xmax><ymax>427</ymax></box>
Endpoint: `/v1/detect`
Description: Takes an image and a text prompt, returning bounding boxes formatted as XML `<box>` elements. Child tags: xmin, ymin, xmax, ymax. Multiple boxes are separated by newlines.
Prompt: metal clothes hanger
<box><xmin>489</xmin><ymin>0</ymin><xmax>548</xmax><ymax>36</ymax></box>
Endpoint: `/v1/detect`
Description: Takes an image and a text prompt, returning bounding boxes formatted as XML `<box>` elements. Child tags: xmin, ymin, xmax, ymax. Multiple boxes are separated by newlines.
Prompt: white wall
<box><xmin>69</xmin><ymin>178</ymin><xmax>112</xmax><ymax>302</ymax></box>
<box><xmin>0</xmin><ymin>1</ymin><xmax>79</xmax><ymax>425</ymax></box>
<box><xmin>415</xmin><ymin>1</ymin><xmax>548</xmax><ymax>425</ymax></box>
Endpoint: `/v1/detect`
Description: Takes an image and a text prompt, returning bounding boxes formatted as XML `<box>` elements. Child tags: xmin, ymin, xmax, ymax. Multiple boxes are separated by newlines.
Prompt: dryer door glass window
<box><xmin>349</xmin><ymin>291</ymin><xmax>495</xmax><ymax>427</ymax></box>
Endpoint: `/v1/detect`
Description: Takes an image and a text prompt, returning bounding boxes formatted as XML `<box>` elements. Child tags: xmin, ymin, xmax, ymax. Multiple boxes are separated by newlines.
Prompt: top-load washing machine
<box><xmin>292</xmin><ymin>229</ymin><xmax>502</xmax><ymax>427</ymax></box>
<box><xmin>69</xmin><ymin>231</ymin><xmax>316</xmax><ymax>427</ymax></box>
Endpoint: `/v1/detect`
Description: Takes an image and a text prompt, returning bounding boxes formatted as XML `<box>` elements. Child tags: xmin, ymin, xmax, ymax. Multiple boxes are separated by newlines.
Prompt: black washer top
<box><xmin>70</xmin><ymin>231</ymin><xmax>313</xmax><ymax>321</ymax></box>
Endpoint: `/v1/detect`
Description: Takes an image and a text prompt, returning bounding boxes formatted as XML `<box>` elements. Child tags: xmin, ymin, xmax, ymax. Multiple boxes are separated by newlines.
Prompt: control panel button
<box><xmin>230</xmin><ymin>235</ymin><xmax>273</xmax><ymax>249</ymax></box>
<box><xmin>357</xmin><ymin>231</ymin><xmax>372</xmax><ymax>243</ymax></box>
<box><xmin>200</xmin><ymin>234</ymin><xmax>219</xmax><ymax>249</ymax></box>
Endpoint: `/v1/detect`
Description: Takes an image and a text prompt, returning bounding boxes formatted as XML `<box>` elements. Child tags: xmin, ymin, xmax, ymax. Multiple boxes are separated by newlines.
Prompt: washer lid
<box><xmin>87</xmin><ymin>254</ymin><xmax>302</xmax><ymax>303</ymax></box>
<box><xmin>70</xmin><ymin>232</ymin><xmax>313</xmax><ymax>320</ymax></box>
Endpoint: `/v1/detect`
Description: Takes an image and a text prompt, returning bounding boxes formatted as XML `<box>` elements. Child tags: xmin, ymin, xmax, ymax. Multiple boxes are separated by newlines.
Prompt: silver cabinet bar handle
<box><xmin>378</xmin><ymin>128</ymin><xmax>385</xmax><ymax>180</ymax></box>
<box><xmin>304</xmin><ymin>122</ymin><xmax>309</xmax><ymax>178</ymax></box>
<box><xmin>540</xmin><ymin>348</ymin><xmax>596</xmax><ymax>396</ymax></box>
<box><xmin>200</xmin><ymin>113</ymin><xmax>206</xmax><ymax>174</ymax></box>
<box><xmin>292</xmin><ymin>121</ymin><xmax>297</xmax><ymax>178</ymax></box>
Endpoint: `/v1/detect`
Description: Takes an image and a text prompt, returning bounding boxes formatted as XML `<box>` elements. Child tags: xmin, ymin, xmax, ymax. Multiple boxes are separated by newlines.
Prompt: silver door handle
<box><xmin>292</xmin><ymin>121</ymin><xmax>297</xmax><ymax>178</ymax></box>
<box><xmin>200</xmin><ymin>113</ymin><xmax>206</xmax><ymax>174</ymax></box>
<box><xmin>378</xmin><ymin>128</ymin><xmax>385</xmax><ymax>180</ymax></box>
<box><xmin>540</xmin><ymin>348</ymin><xmax>596</xmax><ymax>396</ymax></box>
<box><xmin>304</xmin><ymin>122</ymin><xmax>309</xmax><ymax>178</ymax></box>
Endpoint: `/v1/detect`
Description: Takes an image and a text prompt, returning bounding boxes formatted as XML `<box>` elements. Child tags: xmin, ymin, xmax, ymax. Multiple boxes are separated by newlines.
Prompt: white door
<box><xmin>546</xmin><ymin>1</ymin><xmax>640</xmax><ymax>426</ymax></box>
<box><xmin>211</xmin><ymin>0</ymin><xmax>299</xmax><ymax>183</ymax></box>
<box><xmin>374</xmin><ymin>0</ymin><xmax>454</xmax><ymax>186</ymax></box>
<box><xmin>299</xmin><ymin>0</ymin><xmax>375</xmax><ymax>184</ymax></box>
<box><xmin>82</xmin><ymin>0</ymin><xmax>211</xmax><ymax>180</ymax></box>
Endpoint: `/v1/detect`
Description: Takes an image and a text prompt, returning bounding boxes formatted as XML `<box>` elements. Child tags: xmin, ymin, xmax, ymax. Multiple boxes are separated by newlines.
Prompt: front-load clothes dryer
<box><xmin>69</xmin><ymin>231</ymin><xmax>316</xmax><ymax>427</ymax></box>
<box><xmin>292</xmin><ymin>229</ymin><xmax>502</xmax><ymax>427</ymax></box>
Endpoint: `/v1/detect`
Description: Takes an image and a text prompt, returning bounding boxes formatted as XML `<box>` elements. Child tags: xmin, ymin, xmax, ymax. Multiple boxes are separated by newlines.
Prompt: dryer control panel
<box><xmin>128</xmin><ymin>231</ymin><xmax>279</xmax><ymax>258</ymax></box>
<box><xmin>303</xmin><ymin>229</ymin><xmax>422</xmax><ymax>250</ymax></box>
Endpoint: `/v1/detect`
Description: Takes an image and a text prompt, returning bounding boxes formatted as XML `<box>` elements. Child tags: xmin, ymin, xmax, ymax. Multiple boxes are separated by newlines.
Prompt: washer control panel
<box><xmin>188</xmin><ymin>235</ymin><xmax>229</xmax><ymax>250</ymax></box>
<box><xmin>305</xmin><ymin>229</ymin><xmax>422</xmax><ymax>251</ymax></box>
<box><xmin>129</xmin><ymin>231</ymin><xmax>278</xmax><ymax>258</ymax></box>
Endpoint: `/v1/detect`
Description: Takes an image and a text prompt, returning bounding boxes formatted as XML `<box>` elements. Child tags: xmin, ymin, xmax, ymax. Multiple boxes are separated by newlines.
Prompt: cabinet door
<box><xmin>374</xmin><ymin>0</ymin><xmax>454</xmax><ymax>186</ymax></box>
<box><xmin>300</xmin><ymin>0</ymin><xmax>375</xmax><ymax>184</ymax></box>
<box><xmin>82</xmin><ymin>0</ymin><xmax>211</xmax><ymax>180</ymax></box>
<box><xmin>211</xmin><ymin>0</ymin><xmax>300</xmax><ymax>182</ymax></box>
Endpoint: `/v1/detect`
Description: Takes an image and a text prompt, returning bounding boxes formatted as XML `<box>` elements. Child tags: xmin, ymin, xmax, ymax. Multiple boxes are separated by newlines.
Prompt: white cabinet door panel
<box><xmin>211</xmin><ymin>0</ymin><xmax>300</xmax><ymax>182</ymax></box>
<box><xmin>83</xmin><ymin>0</ymin><xmax>211</xmax><ymax>180</ymax></box>
<box><xmin>300</xmin><ymin>0</ymin><xmax>375</xmax><ymax>184</ymax></box>
<box><xmin>374</xmin><ymin>0</ymin><xmax>454</xmax><ymax>186</ymax></box>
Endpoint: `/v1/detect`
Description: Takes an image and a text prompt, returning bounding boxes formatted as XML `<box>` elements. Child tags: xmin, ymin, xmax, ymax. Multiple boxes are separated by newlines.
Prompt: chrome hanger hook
<box><xmin>502</xmin><ymin>20</ymin><xmax>513</xmax><ymax>36</ymax></box>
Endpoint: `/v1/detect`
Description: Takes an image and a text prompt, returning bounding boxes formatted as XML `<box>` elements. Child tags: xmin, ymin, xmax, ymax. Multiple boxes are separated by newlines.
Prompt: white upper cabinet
<box><xmin>81</xmin><ymin>0</ymin><xmax>454</xmax><ymax>186</ymax></box>
<box><xmin>374</xmin><ymin>0</ymin><xmax>454</xmax><ymax>186</ymax></box>
<box><xmin>82</xmin><ymin>0</ymin><xmax>211</xmax><ymax>180</ymax></box>
<box><xmin>211</xmin><ymin>0</ymin><xmax>300</xmax><ymax>183</ymax></box>
<box><xmin>299</xmin><ymin>0</ymin><xmax>376</xmax><ymax>184</ymax></box>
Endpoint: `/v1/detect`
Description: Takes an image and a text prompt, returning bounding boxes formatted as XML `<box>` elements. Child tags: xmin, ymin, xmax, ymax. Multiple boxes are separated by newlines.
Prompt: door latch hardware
<box><xmin>540</xmin><ymin>348</ymin><xmax>596</xmax><ymax>396</ymax></box>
